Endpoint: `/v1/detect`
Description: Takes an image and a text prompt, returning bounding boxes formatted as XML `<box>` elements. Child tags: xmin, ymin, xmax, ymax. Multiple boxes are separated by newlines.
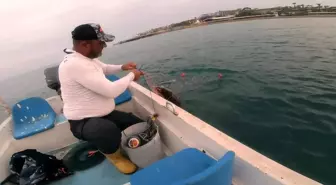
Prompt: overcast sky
<box><xmin>0</xmin><ymin>0</ymin><xmax>335</xmax><ymax>80</ymax></box>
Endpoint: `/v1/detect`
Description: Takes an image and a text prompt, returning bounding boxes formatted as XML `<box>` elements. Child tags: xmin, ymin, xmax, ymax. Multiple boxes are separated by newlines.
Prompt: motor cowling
<box><xmin>44</xmin><ymin>65</ymin><xmax>60</xmax><ymax>91</ymax></box>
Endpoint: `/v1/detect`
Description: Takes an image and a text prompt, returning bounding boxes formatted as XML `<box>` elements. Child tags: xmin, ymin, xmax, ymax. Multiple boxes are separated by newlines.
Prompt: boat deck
<box><xmin>48</xmin><ymin>142</ymin><xmax>131</xmax><ymax>185</ymax></box>
<box><xmin>50</xmin><ymin>159</ymin><xmax>130</xmax><ymax>185</ymax></box>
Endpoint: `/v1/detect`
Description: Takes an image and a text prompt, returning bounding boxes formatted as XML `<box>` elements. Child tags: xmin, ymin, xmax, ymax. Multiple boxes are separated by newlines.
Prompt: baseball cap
<box><xmin>71</xmin><ymin>23</ymin><xmax>115</xmax><ymax>42</ymax></box>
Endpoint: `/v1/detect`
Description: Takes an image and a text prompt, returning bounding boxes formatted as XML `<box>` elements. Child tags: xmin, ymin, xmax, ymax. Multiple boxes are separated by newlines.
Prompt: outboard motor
<box><xmin>44</xmin><ymin>65</ymin><xmax>61</xmax><ymax>97</ymax></box>
<box><xmin>43</xmin><ymin>49</ymin><xmax>74</xmax><ymax>98</ymax></box>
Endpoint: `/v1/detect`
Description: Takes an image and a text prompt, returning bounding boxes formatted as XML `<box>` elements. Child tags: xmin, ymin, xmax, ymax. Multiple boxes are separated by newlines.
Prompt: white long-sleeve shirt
<box><xmin>58</xmin><ymin>51</ymin><xmax>134</xmax><ymax>120</ymax></box>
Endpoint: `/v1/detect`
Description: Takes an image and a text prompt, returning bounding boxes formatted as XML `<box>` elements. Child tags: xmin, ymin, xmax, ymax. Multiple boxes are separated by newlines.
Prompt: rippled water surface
<box><xmin>1</xmin><ymin>18</ymin><xmax>336</xmax><ymax>184</ymax></box>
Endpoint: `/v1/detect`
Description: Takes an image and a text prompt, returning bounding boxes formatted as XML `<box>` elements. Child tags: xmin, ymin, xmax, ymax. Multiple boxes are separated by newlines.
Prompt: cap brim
<box><xmin>100</xmin><ymin>33</ymin><xmax>115</xmax><ymax>42</ymax></box>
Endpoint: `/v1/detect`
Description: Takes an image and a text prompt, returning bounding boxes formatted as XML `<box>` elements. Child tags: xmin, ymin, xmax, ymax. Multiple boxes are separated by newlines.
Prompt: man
<box><xmin>58</xmin><ymin>23</ymin><xmax>144</xmax><ymax>174</ymax></box>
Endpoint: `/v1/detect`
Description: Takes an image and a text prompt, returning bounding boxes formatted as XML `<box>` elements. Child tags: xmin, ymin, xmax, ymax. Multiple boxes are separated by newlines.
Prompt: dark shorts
<box><xmin>68</xmin><ymin>110</ymin><xmax>143</xmax><ymax>154</ymax></box>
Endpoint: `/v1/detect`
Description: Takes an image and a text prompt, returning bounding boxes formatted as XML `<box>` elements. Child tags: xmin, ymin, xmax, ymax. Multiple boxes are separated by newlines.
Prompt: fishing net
<box><xmin>138</xmin><ymin>64</ymin><xmax>223</xmax><ymax>107</ymax></box>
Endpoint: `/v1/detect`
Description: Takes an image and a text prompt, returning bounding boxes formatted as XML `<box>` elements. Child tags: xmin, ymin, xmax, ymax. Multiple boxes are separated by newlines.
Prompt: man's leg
<box><xmin>80</xmin><ymin>117</ymin><xmax>137</xmax><ymax>174</ymax></box>
<box><xmin>102</xmin><ymin>110</ymin><xmax>143</xmax><ymax>131</ymax></box>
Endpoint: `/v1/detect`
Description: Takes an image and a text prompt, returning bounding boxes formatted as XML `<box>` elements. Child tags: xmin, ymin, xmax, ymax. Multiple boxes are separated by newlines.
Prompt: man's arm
<box><xmin>96</xmin><ymin>60</ymin><xmax>122</xmax><ymax>75</ymax></box>
<box><xmin>73</xmin><ymin>63</ymin><xmax>134</xmax><ymax>98</ymax></box>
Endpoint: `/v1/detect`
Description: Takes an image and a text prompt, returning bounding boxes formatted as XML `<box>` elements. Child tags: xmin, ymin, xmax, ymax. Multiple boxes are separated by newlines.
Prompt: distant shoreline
<box><xmin>115</xmin><ymin>15</ymin><xmax>336</xmax><ymax>45</ymax></box>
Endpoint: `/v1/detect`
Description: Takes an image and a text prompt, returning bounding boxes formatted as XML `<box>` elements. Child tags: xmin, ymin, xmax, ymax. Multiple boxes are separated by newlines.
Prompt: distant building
<box><xmin>198</xmin><ymin>14</ymin><xmax>212</xmax><ymax>21</ymax></box>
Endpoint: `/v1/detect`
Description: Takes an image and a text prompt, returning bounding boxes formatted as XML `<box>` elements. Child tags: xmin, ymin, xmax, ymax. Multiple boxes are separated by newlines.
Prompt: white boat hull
<box><xmin>0</xmin><ymin>82</ymin><xmax>321</xmax><ymax>185</ymax></box>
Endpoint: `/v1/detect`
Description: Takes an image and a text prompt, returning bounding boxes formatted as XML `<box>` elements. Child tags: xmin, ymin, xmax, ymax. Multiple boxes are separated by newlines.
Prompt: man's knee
<box><xmin>101</xmin><ymin>122</ymin><xmax>122</xmax><ymax>144</ymax></box>
<box><xmin>82</xmin><ymin>118</ymin><xmax>122</xmax><ymax>154</ymax></box>
<box><xmin>105</xmin><ymin>110</ymin><xmax>143</xmax><ymax>130</ymax></box>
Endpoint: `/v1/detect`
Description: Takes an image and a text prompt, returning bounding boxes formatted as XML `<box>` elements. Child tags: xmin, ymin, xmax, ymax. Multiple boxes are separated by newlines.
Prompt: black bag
<box><xmin>1</xmin><ymin>149</ymin><xmax>73</xmax><ymax>185</ymax></box>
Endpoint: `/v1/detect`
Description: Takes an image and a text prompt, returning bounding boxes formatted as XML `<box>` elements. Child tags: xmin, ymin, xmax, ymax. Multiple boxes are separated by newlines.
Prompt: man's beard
<box><xmin>88</xmin><ymin>50</ymin><xmax>102</xmax><ymax>59</ymax></box>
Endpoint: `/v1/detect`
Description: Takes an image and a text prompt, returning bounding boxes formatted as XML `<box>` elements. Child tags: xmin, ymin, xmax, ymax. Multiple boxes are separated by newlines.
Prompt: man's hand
<box><xmin>122</xmin><ymin>62</ymin><xmax>137</xmax><ymax>71</ymax></box>
<box><xmin>131</xmin><ymin>69</ymin><xmax>144</xmax><ymax>81</ymax></box>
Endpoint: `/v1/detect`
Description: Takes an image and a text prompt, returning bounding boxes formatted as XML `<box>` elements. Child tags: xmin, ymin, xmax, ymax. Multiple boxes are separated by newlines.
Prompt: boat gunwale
<box><xmin>128</xmin><ymin>82</ymin><xmax>321</xmax><ymax>185</ymax></box>
<box><xmin>0</xmin><ymin>81</ymin><xmax>321</xmax><ymax>185</ymax></box>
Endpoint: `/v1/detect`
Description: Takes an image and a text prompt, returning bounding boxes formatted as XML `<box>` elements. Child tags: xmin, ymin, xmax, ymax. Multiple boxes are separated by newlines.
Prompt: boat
<box><xmin>0</xmin><ymin>75</ymin><xmax>321</xmax><ymax>185</ymax></box>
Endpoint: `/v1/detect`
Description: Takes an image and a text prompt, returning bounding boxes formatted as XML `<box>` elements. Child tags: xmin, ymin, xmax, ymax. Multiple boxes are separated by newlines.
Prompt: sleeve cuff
<box><xmin>128</xmin><ymin>72</ymin><xmax>135</xmax><ymax>81</ymax></box>
<box><xmin>117</xmin><ymin>64</ymin><xmax>123</xmax><ymax>70</ymax></box>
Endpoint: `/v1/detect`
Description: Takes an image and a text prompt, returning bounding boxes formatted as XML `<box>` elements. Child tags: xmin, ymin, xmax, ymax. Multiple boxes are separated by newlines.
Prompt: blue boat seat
<box><xmin>106</xmin><ymin>75</ymin><xmax>132</xmax><ymax>105</ymax></box>
<box><xmin>12</xmin><ymin>97</ymin><xmax>56</xmax><ymax>140</ymax></box>
<box><xmin>130</xmin><ymin>148</ymin><xmax>235</xmax><ymax>185</ymax></box>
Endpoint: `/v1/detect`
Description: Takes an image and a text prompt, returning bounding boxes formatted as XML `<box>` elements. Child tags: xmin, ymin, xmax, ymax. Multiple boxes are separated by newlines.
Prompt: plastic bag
<box><xmin>1</xmin><ymin>149</ymin><xmax>73</xmax><ymax>185</ymax></box>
